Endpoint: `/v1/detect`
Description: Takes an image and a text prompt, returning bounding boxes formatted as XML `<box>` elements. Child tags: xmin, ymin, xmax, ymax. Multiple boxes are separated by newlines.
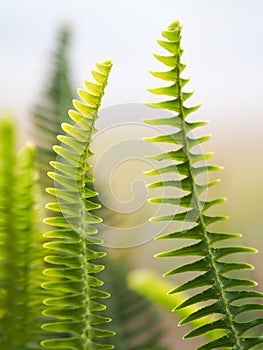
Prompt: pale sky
<box><xmin>1</xmin><ymin>0</ymin><xmax>263</xmax><ymax>126</ymax></box>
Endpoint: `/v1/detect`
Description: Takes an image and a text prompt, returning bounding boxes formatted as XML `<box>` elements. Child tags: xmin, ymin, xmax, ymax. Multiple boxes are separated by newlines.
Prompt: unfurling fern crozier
<box><xmin>145</xmin><ymin>20</ymin><xmax>263</xmax><ymax>350</ymax></box>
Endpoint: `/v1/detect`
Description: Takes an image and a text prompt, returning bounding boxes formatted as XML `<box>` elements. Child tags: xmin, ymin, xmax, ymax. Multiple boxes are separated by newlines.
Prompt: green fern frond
<box><xmin>32</xmin><ymin>26</ymin><xmax>74</xmax><ymax>188</ymax></box>
<box><xmin>41</xmin><ymin>59</ymin><xmax>115</xmax><ymax>349</ymax></box>
<box><xmin>0</xmin><ymin>116</ymin><xmax>43</xmax><ymax>349</ymax></box>
<box><xmin>145</xmin><ymin>20</ymin><xmax>263</xmax><ymax>349</ymax></box>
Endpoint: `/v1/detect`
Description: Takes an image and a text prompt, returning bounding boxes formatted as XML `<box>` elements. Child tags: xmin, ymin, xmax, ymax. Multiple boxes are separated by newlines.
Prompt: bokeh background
<box><xmin>1</xmin><ymin>1</ymin><xmax>263</xmax><ymax>349</ymax></box>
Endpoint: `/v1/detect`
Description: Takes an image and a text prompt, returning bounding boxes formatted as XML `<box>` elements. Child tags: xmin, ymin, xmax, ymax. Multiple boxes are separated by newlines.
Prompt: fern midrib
<box><xmin>77</xmin><ymin>85</ymin><xmax>105</xmax><ymax>345</ymax></box>
<box><xmin>174</xmin><ymin>41</ymin><xmax>240</xmax><ymax>346</ymax></box>
<box><xmin>79</xmin><ymin>118</ymin><xmax>95</xmax><ymax>343</ymax></box>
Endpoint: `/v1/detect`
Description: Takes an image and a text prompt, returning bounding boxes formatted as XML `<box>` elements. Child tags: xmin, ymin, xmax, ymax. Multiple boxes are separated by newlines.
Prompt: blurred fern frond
<box><xmin>0</xmin><ymin>116</ymin><xmax>44</xmax><ymax>349</ymax></box>
<box><xmin>32</xmin><ymin>26</ymin><xmax>74</xmax><ymax>188</ymax></box>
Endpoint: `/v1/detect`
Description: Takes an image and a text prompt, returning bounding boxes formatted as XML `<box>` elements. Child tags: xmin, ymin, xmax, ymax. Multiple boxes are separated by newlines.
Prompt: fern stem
<box><xmin>77</xmin><ymin>85</ymin><xmax>104</xmax><ymax>343</ymax></box>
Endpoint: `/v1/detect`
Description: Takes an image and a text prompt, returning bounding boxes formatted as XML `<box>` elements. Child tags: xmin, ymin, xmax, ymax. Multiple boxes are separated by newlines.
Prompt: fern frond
<box><xmin>32</xmin><ymin>26</ymin><xmax>74</xmax><ymax>188</ymax></box>
<box><xmin>0</xmin><ymin>116</ymin><xmax>43</xmax><ymax>349</ymax></box>
<box><xmin>42</xmin><ymin>59</ymin><xmax>115</xmax><ymax>349</ymax></box>
<box><xmin>145</xmin><ymin>20</ymin><xmax>263</xmax><ymax>349</ymax></box>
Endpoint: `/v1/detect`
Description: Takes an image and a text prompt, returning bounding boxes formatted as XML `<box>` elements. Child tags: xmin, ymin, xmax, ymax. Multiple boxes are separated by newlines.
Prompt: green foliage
<box><xmin>0</xmin><ymin>19</ymin><xmax>262</xmax><ymax>350</ymax></box>
<box><xmin>145</xmin><ymin>20</ymin><xmax>263</xmax><ymax>349</ymax></box>
<box><xmin>0</xmin><ymin>116</ymin><xmax>43</xmax><ymax>349</ymax></box>
<box><xmin>41</xmin><ymin>59</ymin><xmax>115</xmax><ymax>349</ymax></box>
<box><xmin>100</xmin><ymin>258</ymin><xmax>169</xmax><ymax>350</ymax></box>
<box><xmin>31</xmin><ymin>25</ymin><xmax>169</xmax><ymax>348</ymax></box>
<box><xmin>127</xmin><ymin>269</ymin><xmax>223</xmax><ymax>341</ymax></box>
<box><xmin>32</xmin><ymin>26</ymin><xmax>74</xmax><ymax>188</ymax></box>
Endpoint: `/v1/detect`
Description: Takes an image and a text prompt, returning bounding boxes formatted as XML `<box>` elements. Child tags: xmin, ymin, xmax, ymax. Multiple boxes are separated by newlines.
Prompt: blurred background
<box><xmin>1</xmin><ymin>0</ymin><xmax>263</xmax><ymax>349</ymax></box>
